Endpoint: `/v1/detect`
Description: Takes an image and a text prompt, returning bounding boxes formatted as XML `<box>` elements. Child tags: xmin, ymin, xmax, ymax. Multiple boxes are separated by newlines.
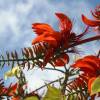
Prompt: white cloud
<box><xmin>23</xmin><ymin>63</ymin><xmax>64</xmax><ymax>93</ymax></box>
<box><xmin>0</xmin><ymin>10</ymin><xmax>18</xmax><ymax>34</ymax></box>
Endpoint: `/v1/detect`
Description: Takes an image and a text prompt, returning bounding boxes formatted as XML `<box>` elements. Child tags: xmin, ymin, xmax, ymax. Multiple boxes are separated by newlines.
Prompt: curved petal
<box><xmin>83</xmin><ymin>55</ymin><xmax>100</xmax><ymax>70</ymax></box>
<box><xmin>55</xmin><ymin>13</ymin><xmax>72</xmax><ymax>33</ymax></box>
<box><xmin>32</xmin><ymin>23</ymin><xmax>54</xmax><ymax>35</ymax></box>
<box><xmin>82</xmin><ymin>14</ymin><xmax>100</xmax><ymax>27</ymax></box>
<box><xmin>32</xmin><ymin>34</ymin><xmax>45</xmax><ymax>44</ymax></box>
<box><xmin>72</xmin><ymin>60</ymin><xmax>96</xmax><ymax>74</ymax></box>
<box><xmin>32</xmin><ymin>35</ymin><xmax>57</xmax><ymax>47</ymax></box>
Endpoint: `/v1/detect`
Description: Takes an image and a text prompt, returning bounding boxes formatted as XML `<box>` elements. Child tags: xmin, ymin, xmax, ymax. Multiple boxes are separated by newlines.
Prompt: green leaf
<box><xmin>4</xmin><ymin>66</ymin><xmax>20</xmax><ymax>80</ymax></box>
<box><xmin>43</xmin><ymin>85</ymin><xmax>66</xmax><ymax>100</ymax></box>
<box><xmin>68</xmin><ymin>95</ymin><xmax>73</xmax><ymax>100</ymax></box>
<box><xmin>91</xmin><ymin>77</ymin><xmax>100</xmax><ymax>95</ymax></box>
<box><xmin>67</xmin><ymin>94</ymin><xmax>78</xmax><ymax>100</ymax></box>
<box><xmin>24</xmin><ymin>96</ymin><xmax>38</xmax><ymax>100</ymax></box>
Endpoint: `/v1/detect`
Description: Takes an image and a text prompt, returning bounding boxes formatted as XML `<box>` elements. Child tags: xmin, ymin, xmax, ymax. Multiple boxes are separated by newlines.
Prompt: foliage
<box><xmin>4</xmin><ymin>66</ymin><xmax>21</xmax><ymax>80</ymax></box>
<box><xmin>24</xmin><ymin>96</ymin><xmax>38</xmax><ymax>100</ymax></box>
<box><xmin>43</xmin><ymin>85</ymin><xmax>66</xmax><ymax>100</ymax></box>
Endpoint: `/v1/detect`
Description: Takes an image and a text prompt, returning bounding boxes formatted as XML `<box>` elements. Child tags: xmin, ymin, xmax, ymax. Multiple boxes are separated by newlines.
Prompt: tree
<box><xmin>0</xmin><ymin>5</ymin><xmax>100</xmax><ymax>100</ymax></box>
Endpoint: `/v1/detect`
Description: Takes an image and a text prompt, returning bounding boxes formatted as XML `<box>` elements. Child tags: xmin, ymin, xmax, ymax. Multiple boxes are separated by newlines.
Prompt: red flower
<box><xmin>8</xmin><ymin>83</ymin><xmax>18</xmax><ymax>96</ymax></box>
<box><xmin>32</xmin><ymin>13</ymin><xmax>73</xmax><ymax>48</ymax></box>
<box><xmin>72</xmin><ymin>55</ymin><xmax>100</xmax><ymax>94</ymax></box>
<box><xmin>32</xmin><ymin>13</ymin><xmax>89</xmax><ymax>67</ymax></box>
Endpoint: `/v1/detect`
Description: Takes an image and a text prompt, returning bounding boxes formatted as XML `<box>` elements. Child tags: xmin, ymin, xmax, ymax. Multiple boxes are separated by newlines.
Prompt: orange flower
<box><xmin>32</xmin><ymin>13</ymin><xmax>89</xmax><ymax>67</ymax></box>
<box><xmin>72</xmin><ymin>55</ymin><xmax>100</xmax><ymax>94</ymax></box>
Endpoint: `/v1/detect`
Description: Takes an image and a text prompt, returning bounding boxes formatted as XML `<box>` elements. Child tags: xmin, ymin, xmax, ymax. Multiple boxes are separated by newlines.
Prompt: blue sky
<box><xmin>0</xmin><ymin>0</ymin><xmax>100</xmax><ymax>93</ymax></box>
<box><xmin>0</xmin><ymin>0</ymin><xmax>99</xmax><ymax>52</ymax></box>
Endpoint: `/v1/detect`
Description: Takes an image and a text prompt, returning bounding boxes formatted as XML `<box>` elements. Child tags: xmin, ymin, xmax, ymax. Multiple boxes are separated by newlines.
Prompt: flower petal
<box><xmin>55</xmin><ymin>13</ymin><xmax>72</xmax><ymax>33</ymax></box>
<box><xmin>72</xmin><ymin>60</ymin><xmax>96</xmax><ymax>74</ymax></box>
<box><xmin>44</xmin><ymin>36</ymin><xmax>57</xmax><ymax>47</ymax></box>
<box><xmin>32</xmin><ymin>23</ymin><xmax>54</xmax><ymax>35</ymax></box>
<box><xmin>82</xmin><ymin>14</ymin><xmax>100</xmax><ymax>27</ymax></box>
<box><xmin>83</xmin><ymin>55</ymin><xmax>100</xmax><ymax>70</ymax></box>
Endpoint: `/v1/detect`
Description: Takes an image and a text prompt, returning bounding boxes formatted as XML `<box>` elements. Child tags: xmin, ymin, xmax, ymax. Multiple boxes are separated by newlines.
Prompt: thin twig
<box><xmin>97</xmin><ymin>50</ymin><xmax>100</xmax><ymax>58</ymax></box>
<box><xmin>28</xmin><ymin>77</ymin><xmax>64</xmax><ymax>95</ymax></box>
<box><xmin>61</xmin><ymin>70</ymin><xmax>70</xmax><ymax>95</ymax></box>
<box><xmin>68</xmin><ymin>35</ymin><xmax>100</xmax><ymax>48</ymax></box>
<box><xmin>45</xmin><ymin>67</ymin><xmax>65</xmax><ymax>73</ymax></box>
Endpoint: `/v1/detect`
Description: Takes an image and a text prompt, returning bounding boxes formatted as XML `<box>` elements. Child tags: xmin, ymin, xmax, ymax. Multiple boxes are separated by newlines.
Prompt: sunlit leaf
<box><xmin>91</xmin><ymin>77</ymin><xmax>100</xmax><ymax>95</ymax></box>
<box><xmin>4</xmin><ymin>65</ymin><xmax>20</xmax><ymax>80</ymax></box>
<box><xmin>24</xmin><ymin>96</ymin><xmax>38</xmax><ymax>100</ymax></box>
<box><xmin>43</xmin><ymin>85</ymin><xmax>66</xmax><ymax>100</ymax></box>
<box><xmin>67</xmin><ymin>95</ymin><xmax>74</xmax><ymax>100</ymax></box>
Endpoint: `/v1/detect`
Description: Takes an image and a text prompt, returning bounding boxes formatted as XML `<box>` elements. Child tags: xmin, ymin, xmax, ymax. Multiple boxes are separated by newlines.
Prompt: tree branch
<box><xmin>45</xmin><ymin>67</ymin><xmax>65</xmax><ymax>73</ymax></box>
<box><xmin>68</xmin><ymin>35</ymin><xmax>100</xmax><ymax>48</ymax></box>
<box><xmin>28</xmin><ymin>77</ymin><xmax>64</xmax><ymax>95</ymax></box>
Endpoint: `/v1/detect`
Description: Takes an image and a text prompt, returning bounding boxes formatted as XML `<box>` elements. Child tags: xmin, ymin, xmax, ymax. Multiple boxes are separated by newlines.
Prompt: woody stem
<box><xmin>61</xmin><ymin>69</ymin><xmax>70</xmax><ymax>95</ymax></box>
<box><xmin>68</xmin><ymin>35</ymin><xmax>100</xmax><ymax>48</ymax></box>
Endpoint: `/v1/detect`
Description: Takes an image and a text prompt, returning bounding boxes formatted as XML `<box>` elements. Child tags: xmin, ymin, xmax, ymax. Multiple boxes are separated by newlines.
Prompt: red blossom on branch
<box><xmin>32</xmin><ymin>13</ymin><xmax>89</xmax><ymax>68</ymax></box>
